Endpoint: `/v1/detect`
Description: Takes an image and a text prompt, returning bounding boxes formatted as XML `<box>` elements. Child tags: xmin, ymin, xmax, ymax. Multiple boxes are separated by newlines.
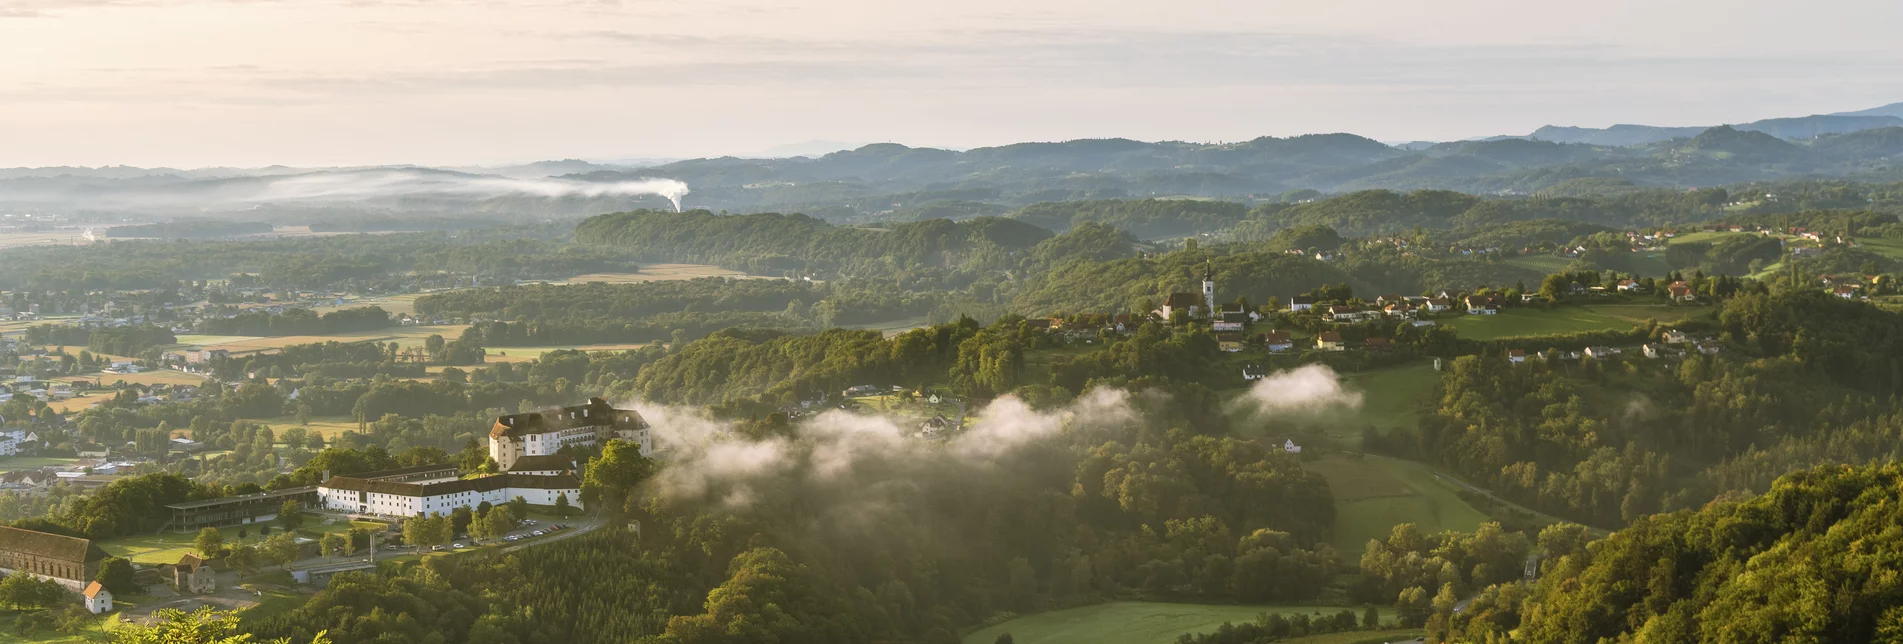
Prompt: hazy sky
<box><xmin>6</xmin><ymin>0</ymin><xmax>1903</xmax><ymax>167</ymax></box>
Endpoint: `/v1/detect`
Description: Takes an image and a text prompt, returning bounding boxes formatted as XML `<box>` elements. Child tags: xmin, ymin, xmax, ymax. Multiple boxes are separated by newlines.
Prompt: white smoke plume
<box><xmin>625</xmin><ymin>388</ymin><xmax>1140</xmax><ymax>508</ymax></box>
<box><xmin>244</xmin><ymin>169</ymin><xmax>692</xmax><ymax>211</ymax></box>
<box><xmin>1236</xmin><ymin>364</ymin><xmax>1364</xmax><ymax>413</ymax></box>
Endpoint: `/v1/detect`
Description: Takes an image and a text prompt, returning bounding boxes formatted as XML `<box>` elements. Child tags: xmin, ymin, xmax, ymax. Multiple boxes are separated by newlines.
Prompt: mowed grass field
<box><xmin>239</xmin><ymin>415</ymin><xmax>363</xmax><ymax>439</ymax></box>
<box><xmin>962</xmin><ymin>602</ymin><xmax>1368</xmax><ymax>644</ymax></box>
<box><xmin>0</xmin><ymin>456</ymin><xmax>80</xmax><ymax>472</ymax></box>
<box><xmin>1307</xmin><ymin>454</ymin><xmax>1491</xmax><ymax>553</ymax></box>
<box><xmin>56</xmin><ymin>370</ymin><xmax>204</xmax><ymax>387</ymax></box>
<box><xmin>1341</xmin><ymin>363</ymin><xmax>1439</xmax><ymax>435</ymax></box>
<box><xmin>485</xmin><ymin>343</ymin><xmax>659</xmax><ymax>363</ymax></box>
<box><xmin>1438</xmin><ymin>304</ymin><xmax>1691</xmax><ymax>341</ymax></box>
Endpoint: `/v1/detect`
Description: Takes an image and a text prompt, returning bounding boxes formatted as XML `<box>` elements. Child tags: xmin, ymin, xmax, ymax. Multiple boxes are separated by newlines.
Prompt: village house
<box><xmin>1383</xmin><ymin>303</ymin><xmax>1415</xmax><ymax>318</ymax></box>
<box><xmin>1668</xmin><ymin>281</ymin><xmax>1697</xmax><ymax>303</ymax></box>
<box><xmin>1584</xmin><ymin>346</ymin><xmax>1621</xmax><ymax>360</ymax></box>
<box><xmin>1326</xmin><ymin>306</ymin><xmax>1380</xmax><ymax>324</ymax></box>
<box><xmin>1288</xmin><ymin>296</ymin><xmax>1315</xmax><ymax>312</ymax></box>
<box><xmin>1425</xmin><ymin>298</ymin><xmax>1451</xmax><ymax>313</ymax></box>
<box><xmin>1464</xmin><ymin>295</ymin><xmax>1499</xmax><ymax>315</ymax></box>
<box><xmin>83</xmin><ymin>581</ymin><xmax>111</xmax><ymax>614</ymax></box>
<box><xmin>1282</xmin><ymin>439</ymin><xmax>1302</xmax><ymax>454</ymax></box>
<box><xmin>1642</xmin><ymin>343</ymin><xmax>1669</xmax><ymax>359</ymax></box>
<box><xmin>1217</xmin><ymin>332</ymin><xmax>1244</xmax><ymax>352</ymax></box>
<box><xmin>1242</xmin><ymin>364</ymin><xmax>1267</xmax><ymax>381</ymax></box>
<box><xmin>1662</xmin><ymin>330</ymin><xmax>1690</xmax><ymax>344</ymax></box>
<box><xmin>1316</xmin><ymin>331</ymin><xmax>1345</xmax><ymax>352</ymax></box>
<box><xmin>1213</xmin><ymin>311</ymin><xmax>1247</xmax><ymax>332</ymax></box>
<box><xmin>1263</xmin><ymin>331</ymin><xmax>1293</xmax><ymax>352</ymax></box>
<box><xmin>1833</xmin><ymin>285</ymin><xmax>1859</xmax><ymax>299</ymax></box>
<box><xmin>174</xmin><ymin>553</ymin><xmax>216</xmax><ymax>594</ymax></box>
<box><xmin>1508</xmin><ymin>349</ymin><xmax>1526</xmax><ymax>364</ymax></box>
<box><xmin>1616</xmin><ymin>279</ymin><xmax>1641</xmax><ymax>293</ymax></box>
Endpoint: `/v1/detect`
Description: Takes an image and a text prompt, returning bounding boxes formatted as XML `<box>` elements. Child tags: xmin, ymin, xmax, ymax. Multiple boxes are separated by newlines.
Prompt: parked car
<box><xmin>452</xmin><ymin>543</ymin><xmax>465</xmax><ymax>549</ymax></box>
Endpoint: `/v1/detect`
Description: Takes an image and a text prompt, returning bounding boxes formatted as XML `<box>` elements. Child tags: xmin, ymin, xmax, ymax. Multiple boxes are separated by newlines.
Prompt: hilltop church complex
<box><xmin>316</xmin><ymin>397</ymin><xmax>652</xmax><ymax>518</ymax></box>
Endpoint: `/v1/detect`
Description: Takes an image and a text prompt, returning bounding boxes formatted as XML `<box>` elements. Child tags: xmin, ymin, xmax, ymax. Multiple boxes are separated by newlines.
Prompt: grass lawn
<box><xmin>0</xmin><ymin>456</ymin><xmax>80</xmax><ymax>472</ymax></box>
<box><xmin>845</xmin><ymin>315</ymin><xmax>933</xmax><ymax>337</ymax></box>
<box><xmin>99</xmin><ymin>523</ymin><xmax>319</xmax><ymax>566</ymax></box>
<box><xmin>961</xmin><ymin>602</ymin><xmax>1366</xmax><ymax>644</ymax></box>
<box><xmin>1307</xmin><ymin>454</ymin><xmax>1491</xmax><ymax>554</ymax></box>
<box><xmin>1437</xmin><ymin>304</ymin><xmax>1692</xmax><ymax>341</ymax></box>
<box><xmin>238</xmin><ymin>587</ymin><xmax>311</xmax><ymax>624</ymax></box>
<box><xmin>1505</xmin><ymin>255</ymin><xmax>1572</xmax><ymax>274</ymax></box>
<box><xmin>1861</xmin><ymin>237</ymin><xmax>1903</xmax><ymax>262</ymax></box>
<box><xmin>1670</xmin><ymin>230</ymin><xmax>1756</xmax><ymax>245</ymax></box>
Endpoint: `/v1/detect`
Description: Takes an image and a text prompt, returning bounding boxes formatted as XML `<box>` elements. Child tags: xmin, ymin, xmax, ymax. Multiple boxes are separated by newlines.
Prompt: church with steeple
<box><xmin>1155</xmin><ymin>266</ymin><xmax>1218</xmax><ymax>321</ymax></box>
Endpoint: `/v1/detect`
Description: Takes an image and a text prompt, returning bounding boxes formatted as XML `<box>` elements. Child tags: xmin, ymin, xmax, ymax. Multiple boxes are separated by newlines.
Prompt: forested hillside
<box><xmin>572</xmin><ymin>210</ymin><xmax>1050</xmax><ymax>277</ymax></box>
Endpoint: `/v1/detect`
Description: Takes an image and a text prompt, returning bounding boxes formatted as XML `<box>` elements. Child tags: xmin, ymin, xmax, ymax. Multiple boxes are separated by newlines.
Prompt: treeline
<box><xmin>1235</xmin><ymin>188</ymin><xmax>1734</xmax><ymax>237</ymax></box>
<box><xmin>414</xmin><ymin>280</ymin><xmax>817</xmax><ymax>322</ymax></box>
<box><xmin>1007</xmin><ymin>199</ymin><xmax>1248</xmax><ymax>239</ymax></box>
<box><xmin>9</xmin><ymin>473</ymin><xmax>222</xmax><ymax>540</ymax></box>
<box><xmin>0</xmin><ymin>227</ymin><xmax>638</xmax><ymax>291</ymax></box>
<box><xmin>209</xmin><ymin>339</ymin><xmax>424</xmax><ymax>381</ymax></box>
<box><xmin>197</xmin><ymin>306</ymin><xmax>392</xmax><ymax>336</ymax></box>
<box><xmin>572</xmin><ymin>210</ymin><xmax>1051</xmax><ymax>278</ymax></box>
<box><xmin>24</xmin><ymin>324</ymin><xmax>176</xmax><ymax>357</ymax></box>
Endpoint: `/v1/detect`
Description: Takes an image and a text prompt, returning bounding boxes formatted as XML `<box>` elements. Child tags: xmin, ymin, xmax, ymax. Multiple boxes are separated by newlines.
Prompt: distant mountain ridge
<box><xmin>7</xmin><ymin>101</ymin><xmax>1903</xmax><ymax>221</ymax></box>
<box><xmin>1528</xmin><ymin>113</ymin><xmax>1903</xmax><ymax>146</ymax></box>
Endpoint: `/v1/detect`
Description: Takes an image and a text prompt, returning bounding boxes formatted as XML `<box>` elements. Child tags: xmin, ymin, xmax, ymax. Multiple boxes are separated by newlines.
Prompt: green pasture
<box><xmin>962</xmin><ymin>601</ymin><xmax>1367</xmax><ymax>644</ymax></box>
<box><xmin>1306</xmin><ymin>454</ymin><xmax>1491</xmax><ymax>554</ymax></box>
<box><xmin>1438</xmin><ymin>304</ymin><xmax>1690</xmax><ymax>341</ymax></box>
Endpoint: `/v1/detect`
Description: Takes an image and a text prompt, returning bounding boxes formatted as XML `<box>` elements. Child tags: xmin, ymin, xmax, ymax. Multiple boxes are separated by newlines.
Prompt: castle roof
<box><xmin>491</xmin><ymin>397</ymin><xmax>646</xmax><ymax>440</ymax></box>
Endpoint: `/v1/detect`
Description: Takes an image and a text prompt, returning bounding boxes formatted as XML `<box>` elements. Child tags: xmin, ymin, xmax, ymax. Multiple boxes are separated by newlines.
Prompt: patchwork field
<box><xmin>1306</xmin><ymin>454</ymin><xmax>1491</xmax><ymax>553</ymax></box>
<box><xmin>961</xmin><ymin>602</ymin><xmax>1369</xmax><ymax>644</ymax></box>
<box><xmin>1438</xmin><ymin>304</ymin><xmax>1692</xmax><ymax>340</ymax></box>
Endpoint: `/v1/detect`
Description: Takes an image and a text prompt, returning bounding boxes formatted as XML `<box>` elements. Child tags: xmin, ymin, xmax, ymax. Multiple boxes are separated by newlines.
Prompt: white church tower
<box><xmin>1202</xmin><ymin>267</ymin><xmax>1216</xmax><ymax>317</ymax></box>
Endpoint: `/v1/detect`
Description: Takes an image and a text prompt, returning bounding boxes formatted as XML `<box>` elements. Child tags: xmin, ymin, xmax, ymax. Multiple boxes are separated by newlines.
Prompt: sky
<box><xmin>5</xmin><ymin>0</ymin><xmax>1903</xmax><ymax>167</ymax></box>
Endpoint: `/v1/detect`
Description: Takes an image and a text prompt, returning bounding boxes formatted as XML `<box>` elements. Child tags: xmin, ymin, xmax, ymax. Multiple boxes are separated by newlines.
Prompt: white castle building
<box><xmin>316</xmin><ymin>398</ymin><xmax>651</xmax><ymax>518</ymax></box>
<box><xmin>489</xmin><ymin>397</ymin><xmax>652</xmax><ymax>473</ymax></box>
